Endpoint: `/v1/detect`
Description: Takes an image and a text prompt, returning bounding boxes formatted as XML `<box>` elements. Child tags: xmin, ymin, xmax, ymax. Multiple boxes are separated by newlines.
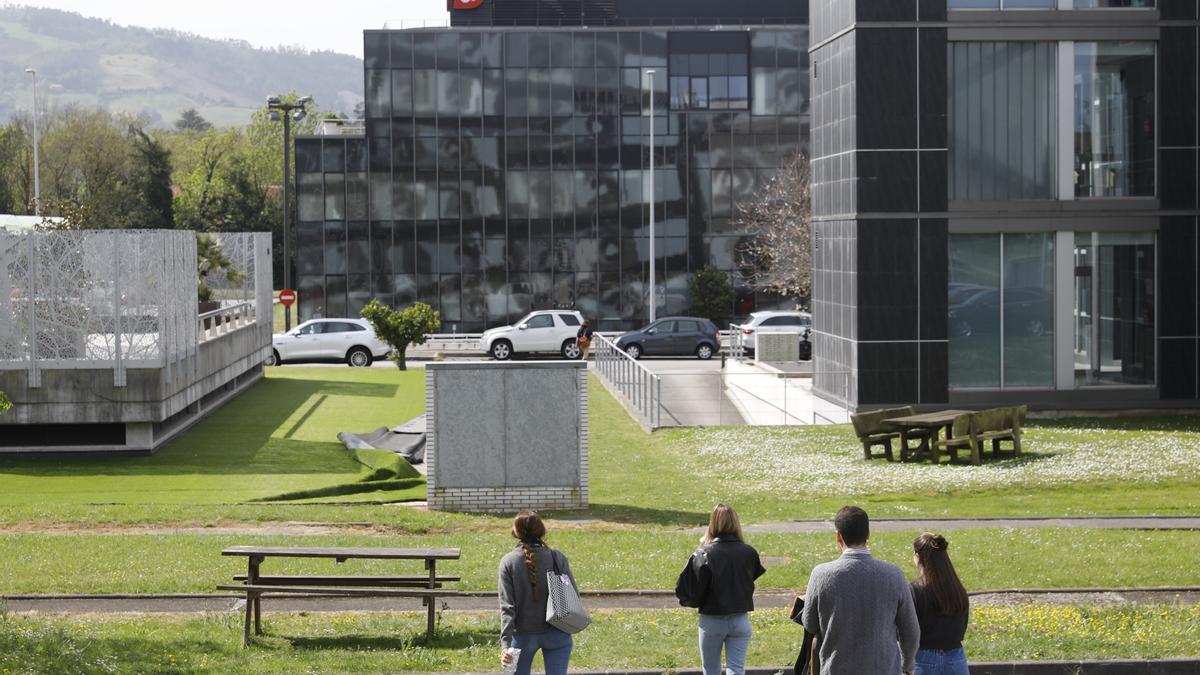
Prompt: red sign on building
<box><xmin>452</xmin><ymin>0</ymin><xmax>485</xmax><ymax>9</ymax></box>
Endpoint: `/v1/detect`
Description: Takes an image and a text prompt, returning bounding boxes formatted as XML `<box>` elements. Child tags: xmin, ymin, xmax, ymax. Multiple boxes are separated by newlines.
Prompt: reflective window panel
<box><xmin>1073</xmin><ymin>232</ymin><xmax>1155</xmax><ymax>386</ymax></box>
<box><xmin>1074</xmin><ymin>42</ymin><xmax>1155</xmax><ymax>198</ymax></box>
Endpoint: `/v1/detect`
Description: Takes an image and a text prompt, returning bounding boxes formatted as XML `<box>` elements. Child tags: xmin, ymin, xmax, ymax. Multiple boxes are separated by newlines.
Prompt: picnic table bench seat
<box><xmin>231</xmin><ymin>574</ymin><xmax>461</xmax><ymax>587</ymax></box>
<box><xmin>220</xmin><ymin>545</ymin><xmax>462</xmax><ymax>646</ymax></box>
<box><xmin>932</xmin><ymin>413</ymin><xmax>978</xmax><ymax>464</ymax></box>
<box><xmin>851</xmin><ymin>406</ymin><xmax>932</xmax><ymax>461</ymax></box>
<box><xmin>972</xmin><ymin>405</ymin><xmax>1026</xmax><ymax>458</ymax></box>
<box><xmin>931</xmin><ymin>406</ymin><xmax>1026</xmax><ymax>465</ymax></box>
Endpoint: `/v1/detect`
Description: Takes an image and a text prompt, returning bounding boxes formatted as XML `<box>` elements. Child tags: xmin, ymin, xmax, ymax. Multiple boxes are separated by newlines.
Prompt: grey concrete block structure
<box><xmin>425</xmin><ymin>361</ymin><xmax>589</xmax><ymax>512</ymax></box>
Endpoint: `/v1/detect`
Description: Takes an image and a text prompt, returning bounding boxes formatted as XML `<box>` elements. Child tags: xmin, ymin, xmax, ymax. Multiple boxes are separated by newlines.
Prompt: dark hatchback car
<box><xmin>615</xmin><ymin>317</ymin><xmax>722</xmax><ymax>360</ymax></box>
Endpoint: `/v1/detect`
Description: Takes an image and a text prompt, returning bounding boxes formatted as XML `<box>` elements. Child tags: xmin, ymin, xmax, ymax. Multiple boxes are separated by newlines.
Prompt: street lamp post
<box><xmin>267</xmin><ymin>94</ymin><xmax>312</xmax><ymax>331</ymax></box>
<box><xmin>25</xmin><ymin>68</ymin><xmax>40</xmax><ymax>217</ymax></box>
<box><xmin>645</xmin><ymin>69</ymin><xmax>657</xmax><ymax>323</ymax></box>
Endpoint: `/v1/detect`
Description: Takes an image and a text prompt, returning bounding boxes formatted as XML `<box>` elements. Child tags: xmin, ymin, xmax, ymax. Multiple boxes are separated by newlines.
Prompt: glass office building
<box><xmin>294</xmin><ymin>0</ymin><xmax>809</xmax><ymax>332</ymax></box>
<box><xmin>811</xmin><ymin>0</ymin><xmax>1200</xmax><ymax>409</ymax></box>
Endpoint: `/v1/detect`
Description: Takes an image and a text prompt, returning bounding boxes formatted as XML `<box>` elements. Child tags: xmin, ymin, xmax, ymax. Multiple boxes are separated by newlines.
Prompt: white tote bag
<box><xmin>544</xmin><ymin>551</ymin><xmax>591</xmax><ymax>634</ymax></box>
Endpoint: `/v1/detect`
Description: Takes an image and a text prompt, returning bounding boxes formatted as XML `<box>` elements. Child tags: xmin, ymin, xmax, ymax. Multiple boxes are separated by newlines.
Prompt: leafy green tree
<box><xmin>688</xmin><ymin>266</ymin><xmax>735</xmax><ymax>326</ymax></box>
<box><xmin>196</xmin><ymin>233</ymin><xmax>243</xmax><ymax>303</ymax></box>
<box><xmin>126</xmin><ymin>126</ymin><xmax>174</xmax><ymax>229</ymax></box>
<box><xmin>0</xmin><ymin>124</ymin><xmax>25</xmax><ymax>214</ymax></box>
<box><xmin>360</xmin><ymin>300</ymin><xmax>441</xmax><ymax>371</ymax></box>
<box><xmin>174</xmin><ymin>108</ymin><xmax>212</xmax><ymax>133</ymax></box>
<box><xmin>0</xmin><ymin>390</ymin><xmax>10</xmax><ymax>416</ymax></box>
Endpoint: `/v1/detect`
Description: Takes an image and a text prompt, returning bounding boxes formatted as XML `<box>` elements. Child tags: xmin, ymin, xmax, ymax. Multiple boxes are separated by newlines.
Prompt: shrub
<box><xmin>360</xmin><ymin>300</ymin><xmax>441</xmax><ymax>371</ymax></box>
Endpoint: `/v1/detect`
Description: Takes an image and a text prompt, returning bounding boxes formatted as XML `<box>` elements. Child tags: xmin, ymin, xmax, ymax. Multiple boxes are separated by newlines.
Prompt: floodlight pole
<box><xmin>646</xmin><ymin>69</ymin><xmax>656</xmax><ymax>323</ymax></box>
<box><xmin>25</xmin><ymin>68</ymin><xmax>40</xmax><ymax>217</ymax></box>
<box><xmin>282</xmin><ymin>109</ymin><xmax>292</xmax><ymax>330</ymax></box>
<box><xmin>267</xmin><ymin>95</ymin><xmax>311</xmax><ymax>331</ymax></box>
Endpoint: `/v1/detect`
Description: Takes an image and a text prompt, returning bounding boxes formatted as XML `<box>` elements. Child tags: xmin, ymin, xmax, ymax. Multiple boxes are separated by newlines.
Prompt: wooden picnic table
<box><xmin>883</xmin><ymin>410</ymin><xmax>972</xmax><ymax>463</ymax></box>
<box><xmin>219</xmin><ymin>545</ymin><xmax>461</xmax><ymax>645</ymax></box>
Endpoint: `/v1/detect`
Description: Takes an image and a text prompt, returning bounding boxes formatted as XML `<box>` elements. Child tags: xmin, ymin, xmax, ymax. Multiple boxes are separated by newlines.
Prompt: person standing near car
<box><xmin>576</xmin><ymin>320</ymin><xmax>594</xmax><ymax>360</ymax></box>
<box><xmin>678</xmin><ymin>504</ymin><xmax>766</xmax><ymax>675</ymax></box>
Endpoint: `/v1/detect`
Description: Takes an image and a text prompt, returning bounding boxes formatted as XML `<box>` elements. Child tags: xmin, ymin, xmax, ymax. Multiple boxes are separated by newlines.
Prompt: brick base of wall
<box><xmin>428</xmin><ymin>486</ymin><xmax>586</xmax><ymax>513</ymax></box>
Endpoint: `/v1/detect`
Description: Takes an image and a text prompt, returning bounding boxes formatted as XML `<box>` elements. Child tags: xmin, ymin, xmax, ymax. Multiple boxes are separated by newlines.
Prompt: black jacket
<box><xmin>577</xmin><ymin>326</ymin><xmax>594</xmax><ymax>339</ymax></box>
<box><xmin>693</xmin><ymin>538</ymin><xmax>766</xmax><ymax>615</ymax></box>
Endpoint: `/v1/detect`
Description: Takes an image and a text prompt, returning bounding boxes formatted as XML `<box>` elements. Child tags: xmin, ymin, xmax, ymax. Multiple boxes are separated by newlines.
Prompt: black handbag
<box><xmin>789</xmin><ymin>596</ymin><xmax>821</xmax><ymax>675</ymax></box>
<box><xmin>674</xmin><ymin>548</ymin><xmax>708</xmax><ymax>608</ymax></box>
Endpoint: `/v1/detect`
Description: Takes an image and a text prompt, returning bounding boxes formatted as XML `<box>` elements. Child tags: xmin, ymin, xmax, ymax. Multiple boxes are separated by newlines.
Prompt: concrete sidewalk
<box><xmin>721</xmin><ymin>516</ymin><xmax>1200</xmax><ymax>535</ymax></box>
<box><xmin>459</xmin><ymin>661</ymin><xmax>1200</xmax><ymax>675</ymax></box>
<box><xmin>5</xmin><ymin>587</ymin><xmax>1198</xmax><ymax>614</ymax></box>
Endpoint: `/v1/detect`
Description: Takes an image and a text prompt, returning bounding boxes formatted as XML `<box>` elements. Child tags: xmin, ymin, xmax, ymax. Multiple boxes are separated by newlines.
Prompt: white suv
<box><xmin>479</xmin><ymin>310</ymin><xmax>585</xmax><ymax>360</ymax></box>
<box><xmin>269</xmin><ymin>318</ymin><xmax>390</xmax><ymax>367</ymax></box>
<box><xmin>735</xmin><ymin>310</ymin><xmax>812</xmax><ymax>354</ymax></box>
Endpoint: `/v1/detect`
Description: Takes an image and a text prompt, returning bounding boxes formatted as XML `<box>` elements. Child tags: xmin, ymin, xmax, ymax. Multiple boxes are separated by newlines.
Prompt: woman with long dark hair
<box><xmin>910</xmin><ymin>533</ymin><xmax>970</xmax><ymax>675</ymax></box>
<box><xmin>498</xmin><ymin>511</ymin><xmax>576</xmax><ymax>675</ymax></box>
<box><xmin>683</xmin><ymin>504</ymin><xmax>766</xmax><ymax>675</ymax></box>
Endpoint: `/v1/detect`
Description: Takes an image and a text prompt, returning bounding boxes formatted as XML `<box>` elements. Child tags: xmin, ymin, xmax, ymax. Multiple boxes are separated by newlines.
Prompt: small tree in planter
<box><xmin>361</xmin><ymin>300</ymin><xmax>441</xmax><ymax>371</ymax></box>
<box><xmin>688</xmin><ymin>266</ymin><xmax>735</xmax><ymax>327</ymax></box>
<box><xmin>197</xmin><ymin>234</ymin><xmax>243</xmax><ymax>328</ymax></box>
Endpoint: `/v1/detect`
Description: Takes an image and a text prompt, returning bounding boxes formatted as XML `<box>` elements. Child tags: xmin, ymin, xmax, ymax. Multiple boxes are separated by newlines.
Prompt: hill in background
<box><xmin>0</xmin><ymin>5</ymin><xmax>364</xmax><ymax>127</ymax></box>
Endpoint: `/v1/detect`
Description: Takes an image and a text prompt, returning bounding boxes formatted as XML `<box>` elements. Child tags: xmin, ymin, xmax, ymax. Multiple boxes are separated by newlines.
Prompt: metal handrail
<box><xmin>591</xmin><ymin>333</ymin><xmax>661</xmax><ymax>429</ymax></box>
<box><xmin>198</xmin><ymin>301</ymin><xmax>256</xmax><ymax>342</ymax></box>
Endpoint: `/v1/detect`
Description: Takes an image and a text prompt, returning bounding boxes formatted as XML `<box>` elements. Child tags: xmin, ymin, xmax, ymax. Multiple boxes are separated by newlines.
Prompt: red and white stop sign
<box><xmin>278</xmin><ymin>289</ymin><xmax>297</xmax><ymax>307</ymax></box>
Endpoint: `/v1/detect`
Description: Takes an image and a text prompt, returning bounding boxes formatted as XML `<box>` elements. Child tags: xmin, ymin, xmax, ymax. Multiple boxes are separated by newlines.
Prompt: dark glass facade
<box><xmin>811</xmin><ymin>0</ymin><xmax>1200</xmax><ymax>410</ymax></box>
<box><xmin>295</xmin><ymin>25</ymin><xmax>809</xmax><ymax>330</ymax></box>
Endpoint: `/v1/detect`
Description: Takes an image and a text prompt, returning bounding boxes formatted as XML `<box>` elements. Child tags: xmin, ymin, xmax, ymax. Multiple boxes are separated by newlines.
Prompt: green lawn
<box><xmin>1</xmin><ymin>528</ymin><xmax>1198</xmax><ymax>595</ymax></box>
<box><xmin>0</xmin><ymin>368</ymin><xmax>426</xmax><ymax>506</ymax></box>
<box><xmin>3</xmin><ymin>605</ymin><xmax>1197</xmax><ymax>673</ymax></box>
<box><xmin>3</xmin><ymin>368</ymin><xmax>1200</xmax><ymax>669</ymax></box>
<box><xmin>3</xmin><ymin>371</ymin><xmax>1199</xmax><ymax>523</ymax></box>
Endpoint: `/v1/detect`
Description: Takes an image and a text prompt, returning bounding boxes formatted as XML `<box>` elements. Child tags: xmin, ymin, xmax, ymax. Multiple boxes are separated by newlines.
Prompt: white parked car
<box><xmin>269</xmin><ymin>318</ymin><xmax>390</xmax><ymax>367</ymax></box>
<box><xmin>735</xmin><ymin>310</ymin><xmax>812</xmax><ymax>354</ymax></box>
<box><xmin>479</xmin><ymin>310</ymin><xmax>585</xmax><ymax>360</ymax></box>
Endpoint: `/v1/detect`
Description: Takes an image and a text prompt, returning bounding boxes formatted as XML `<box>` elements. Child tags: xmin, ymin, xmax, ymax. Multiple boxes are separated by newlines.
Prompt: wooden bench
<box><xmin>972</xmin><ymin>405</ymin><xmax>1026</xmax><ymax>459</ymax></box>
<box><xmin>219</xmin><ymin>545</ymin><xmax>462</xmax><ymax>646</ymax></box>
<box><xmin>931</xmin><ymin>406</ymin><xmax>1026</xmax><ymax>465</ymax></box>
<box><xmin>852</xmin><ymin>406</ymin><xmax>931</xmax><ymax>461</ymax></box>
<box><xmin>932</xmin><ymin>413</ymin><xmax>979</xmax><ymax>464</ymax></box>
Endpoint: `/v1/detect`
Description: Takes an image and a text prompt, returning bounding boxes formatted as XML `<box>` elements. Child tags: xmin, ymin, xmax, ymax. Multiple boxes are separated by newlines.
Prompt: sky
<box><xmin>7</xmin><ymin>0</ymin><xmax>449</xmax><ymax>57</ymax></box>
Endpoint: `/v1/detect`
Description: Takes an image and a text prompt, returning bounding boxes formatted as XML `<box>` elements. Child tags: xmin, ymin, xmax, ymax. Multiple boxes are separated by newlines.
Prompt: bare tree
<box><xmin>736</xmin><ymin>153</ymin><xmax>812</xmax><ymax>299</ymax></box>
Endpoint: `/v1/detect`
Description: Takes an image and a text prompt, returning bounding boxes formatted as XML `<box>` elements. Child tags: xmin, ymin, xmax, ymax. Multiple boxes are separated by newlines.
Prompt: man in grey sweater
<box><xmin>801</xmin><ymin>506</ymin><xmax>920</xmax><ymax>674</ymax></box>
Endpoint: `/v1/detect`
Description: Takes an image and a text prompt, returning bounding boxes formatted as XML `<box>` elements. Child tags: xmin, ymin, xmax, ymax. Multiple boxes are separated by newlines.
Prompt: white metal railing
<box><xmin>198</xmin><ymin>301</ymin><xmax>256</xmax><ymax>342</ymax></box>
<box><xmin>591</xmin><ymin>334</ymin><xmax>662</xmax><ymax>429</ymax></box>
<box><xmin>728</xmin><ymin>323</ymin><xmax>746</xmax><ymax>362</ymax></box>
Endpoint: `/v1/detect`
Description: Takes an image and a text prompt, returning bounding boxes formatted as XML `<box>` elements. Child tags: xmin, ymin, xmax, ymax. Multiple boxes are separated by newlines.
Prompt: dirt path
<box><xmin>5</xmin><ymin>587</ymin><xmax>1198</xmax><ymax>615</ymax></box>
<box><xmin>7</xmin><ymin>515</ymin><xmax>1200</xmax><ymax>537</ymax></box>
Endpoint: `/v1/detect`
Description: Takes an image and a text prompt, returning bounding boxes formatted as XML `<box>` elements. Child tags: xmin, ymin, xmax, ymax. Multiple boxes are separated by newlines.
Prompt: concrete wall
<box><xmin>425</xmin><ymin>361</ymin><xmax>589</xmax><ymax>513</ymax></box>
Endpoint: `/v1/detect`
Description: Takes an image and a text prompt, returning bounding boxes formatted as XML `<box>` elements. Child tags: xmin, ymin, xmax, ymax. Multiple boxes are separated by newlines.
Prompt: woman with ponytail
<box><xmin>498</xmin><ymin>511</ymin><xmax>576</xmax><ymax>674</ymax></box>
<box><xmin>910</xmin><ymin>533</ymin><xmax>970</xmax><ymax>675</ymax></box>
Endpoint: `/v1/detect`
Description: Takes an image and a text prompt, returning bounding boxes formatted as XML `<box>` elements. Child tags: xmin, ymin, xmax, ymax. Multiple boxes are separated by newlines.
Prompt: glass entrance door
<box><xmin>1073</xmin><ymin>232</ymin><xmax>1155</xmax><ymax>386</ymax></box>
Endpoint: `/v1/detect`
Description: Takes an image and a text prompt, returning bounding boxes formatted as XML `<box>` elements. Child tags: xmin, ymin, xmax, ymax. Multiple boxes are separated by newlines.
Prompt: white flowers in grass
<box><xmin>683</xmin><ymin>422</ymin><xmax>1200</xmax><ymax>496</ymax></box>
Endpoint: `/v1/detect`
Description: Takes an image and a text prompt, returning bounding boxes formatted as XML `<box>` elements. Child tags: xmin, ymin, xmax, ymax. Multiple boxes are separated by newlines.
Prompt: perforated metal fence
<box><xmin>0</xmin><ymin>230</ymin><xmax>270</xmax><ymax>387</ymax></box>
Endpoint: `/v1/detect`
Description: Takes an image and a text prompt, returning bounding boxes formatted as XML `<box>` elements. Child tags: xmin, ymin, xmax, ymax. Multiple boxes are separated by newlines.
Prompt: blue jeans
<box><xmin>511</xmin><ymin>627</ymin><xmax>573</xmax><ymax>675</ymax></box>
<box><xmin>915</xmin><ymin>646</ymin><xmax>969</xmax><ymax>675</ymax></box>
<box><xmin>698</xmin><ymin>612</ymin><xmax>752</xmax><ymax>675</ymax></box>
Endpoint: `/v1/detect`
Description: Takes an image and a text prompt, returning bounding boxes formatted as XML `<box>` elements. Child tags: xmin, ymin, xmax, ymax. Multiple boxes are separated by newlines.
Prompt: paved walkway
<box><xmin>5</xmin><ymin>587</ymin><xmax>1198</xmax><ymax>615</ymax></box>
<box><xmin>707</xmin><ymin>516</ymin><xmax>1200</xmax><ymax>536</ymax></box>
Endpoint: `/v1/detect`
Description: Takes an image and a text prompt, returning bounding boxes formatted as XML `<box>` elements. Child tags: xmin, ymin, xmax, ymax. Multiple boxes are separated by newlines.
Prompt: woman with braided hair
<box><xmin>498</xmin><ymin>511</ymin><xmax>576</xmax><ymax>674</ymax></box>
<box><xmin>909</xmin><ymin>533</ymin><xmax>970</xmax><ymax>675</ymax></box>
